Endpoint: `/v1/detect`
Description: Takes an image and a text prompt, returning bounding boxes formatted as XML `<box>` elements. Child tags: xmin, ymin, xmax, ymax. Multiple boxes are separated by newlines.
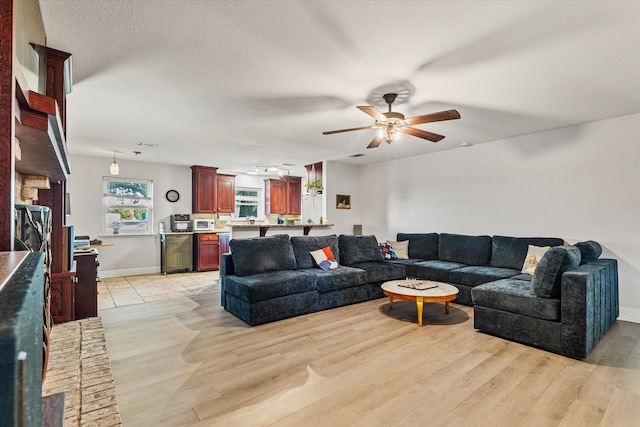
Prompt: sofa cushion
<box><xmin>448</xmin><ymin>266</ymin><xmax>521</xmax><ymax>287</ymax></box>
<box><xmin>490</xmin><ymin>236</ymin><xmax>564</xmax><ymax>269</ymax></box>
<box><xmin>532</xmin><ymin>245</ymin><xmax>581</xmax><ymax>298</ymax></box>
<box><xmin>291</xmin><ymin>235</ymin><xmax>339</xmax><ymax>269</ymax></box>
<box><xmin>386</xmin><ymin>240</ymin><xmax>409</xmax><ymax>259</ymax></box>
<box><xmin>230</xmin><ymin>234</ymin><xmax>297</xmax><ymax>277</ymax></box>
<box><xmin>404</xmin><ymin>260</ymin><xmax>466</xmax><ymax>282</ymax></box>
<box><xmin>471</xmin><ymin>279</ymin><xmax>560</xmax><ymax>321</ymax></box>
<box><xmin>225</xmin><ymin>270</ymin><xmax>316</xmax><ymax>303</ymax></box>
<box><xmin>521</xmin><ymin>245</ymin><xmax>551</xmax><ymax>275</ymax></box>
<box><xmin>350</xmin><ymin>261</ymin><xmax>406</xmax><ymax>283</ymax></box>
<box><xmin>397</xmin><ymin>233</ymin><xmax>439</xmax><ymax>260</ymax></box>
<box><xmin>574</xmin><ymin>240</ymin><xmax>602</xmax><ymax>264</ymax></box>
<box><xmin>338</xmin><ymin>235</ymin><xmax>381</xmax><ymax>266</ymax></box>
<box><xmin>439</xmin><ymin>233</ymin><xmax>492</xmax><ymax>266</ymax></box>
<box><xmin>299</xmin><ymin>266</ymin><xmax>367</xmax><ymax>292</ymax></box>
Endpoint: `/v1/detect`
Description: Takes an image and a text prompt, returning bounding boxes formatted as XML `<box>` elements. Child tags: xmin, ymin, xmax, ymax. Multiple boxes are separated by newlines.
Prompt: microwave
<box><xmin>192</xmin><ymin>219</ymin><xmax>215</xmax><ymax>231</ymax></box>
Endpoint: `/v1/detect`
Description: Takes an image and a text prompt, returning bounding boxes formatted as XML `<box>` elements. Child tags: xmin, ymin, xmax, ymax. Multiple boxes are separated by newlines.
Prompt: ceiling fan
<box><xmin>322</xmin><ymin>93</ymin><xmax>461</xmax><ymax>149</ymax></box>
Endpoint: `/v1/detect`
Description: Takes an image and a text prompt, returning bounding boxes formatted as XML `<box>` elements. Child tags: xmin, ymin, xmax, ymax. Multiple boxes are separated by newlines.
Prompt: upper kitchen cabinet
<box><xmin>216</xmin><ymin>174</ymin><xmax>235</xmax><ymax>214</ymax></box>
<box><xmin>192</xmin><ymin>165</ymin><xmax>217</xmax><ymax>213</ymax></box>
<box><xmin>191</xmin><ymin>166</ymin><xmax>236</xmax><ymax>214</ymax></box>
<box><xmin>265</xmin><ymin>176</ymin><xmax>301</xmax><ymax>215</ymax></box>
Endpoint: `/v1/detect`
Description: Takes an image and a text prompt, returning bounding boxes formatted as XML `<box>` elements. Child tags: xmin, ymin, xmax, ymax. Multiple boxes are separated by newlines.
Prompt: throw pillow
<box><xmin>521</xmin><ymin>245</ymin><xmax>551</xmax><ymax>275</ymax></box>
<box><xmin>310</xmin><ymin>246</ymin><xmax>339</xmax><ymax>270</ymax></box>
<box><xmin>387</xmin><ymin>240</ymin><xmax>409</xmax><ymax>259</ymax></box>
<box><xmin>379</xmin><ymin>242</ymin><xmax>397</xmax><ymax>260</ymax></box>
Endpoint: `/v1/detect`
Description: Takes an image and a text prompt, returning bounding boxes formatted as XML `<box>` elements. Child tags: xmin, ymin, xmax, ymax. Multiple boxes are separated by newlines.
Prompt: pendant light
<box><xmin>110</xmin><ymin>152</ymin><xmax>119</xmax><ymax>176</ymax></box>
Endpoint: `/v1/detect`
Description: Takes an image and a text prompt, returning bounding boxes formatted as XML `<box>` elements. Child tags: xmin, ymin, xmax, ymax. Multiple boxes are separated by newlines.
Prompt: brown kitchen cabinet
<box><xmin>192</xmin><ymin>165</ymin><xmax>218</xmax><ymax>213</ymax></box>
<box><xmin>265</xmin><ymin>176</ymin><xmax>301</xmax><ymax>215</ymax></box>
<box><xmin>216</xmin><ymin>174</ymin><xmax>236</xmax><ymax>214</ymax></box>
<box><xmin>192</xmin><ymin>166</ymin><xmax>236</xmax><ymax>214</ymax></box>
<box><xmin>73</xmin><ymin>251</ymin><xmax>98</xmax><ymax>320</ymax></box>
<box><xmin>194</xmin><ymin>233</ymin><xmax>220</xmax><ymax>271</ymax></box>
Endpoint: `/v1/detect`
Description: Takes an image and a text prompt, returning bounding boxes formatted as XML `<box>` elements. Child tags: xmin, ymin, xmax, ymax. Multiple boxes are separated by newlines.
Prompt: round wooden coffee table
<box><xmin>381</xmin><ymin>280</ymin><xmax>459</xmax><ymax>327</ymax></box>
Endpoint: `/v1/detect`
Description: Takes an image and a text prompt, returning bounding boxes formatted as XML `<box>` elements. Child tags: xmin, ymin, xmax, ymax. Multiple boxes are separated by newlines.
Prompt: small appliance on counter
<box><xmin>170</xmin><ymin>214</ymin><xmax>192</xmax><ymax>232</ymax></box>
<box><xmin>192</xmin><ymin>218</ymin><xmax>215</xmax><ymax>231</ymax></box>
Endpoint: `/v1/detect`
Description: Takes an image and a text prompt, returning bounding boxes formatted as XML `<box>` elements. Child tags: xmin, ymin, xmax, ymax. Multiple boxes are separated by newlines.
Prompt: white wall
<box><xmin>357</xmin><ymin>113</ymin><xmax>640</xmax><ymax>322</ymax></box>
<box><xmin>66</xmin><ymin>154</ymin><xmax>193</xmax><ymax>277</ymax></box>
<box><xmin>325</xmin><ymin>161</ymin><xmax>363</xmax><ymax>236</ymax></box>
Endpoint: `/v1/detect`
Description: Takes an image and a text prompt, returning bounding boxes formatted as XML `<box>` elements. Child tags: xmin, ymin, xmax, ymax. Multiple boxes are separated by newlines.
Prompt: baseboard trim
<box><xmin>619</xmin><ymin>306</ymin><xmax>640</xmax><ymax>324</ymax></box>
<box><xmin>99</xmin><ymin>266</ymin><xmax>160</xmax><ymax>278</ymax></box>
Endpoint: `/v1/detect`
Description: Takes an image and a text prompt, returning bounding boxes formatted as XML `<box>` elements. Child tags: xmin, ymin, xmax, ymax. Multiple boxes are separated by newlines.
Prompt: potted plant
<box><xmin>304</xmin><ymin>180</ymin><xmax>324</xmax><ymax>197</ymax></box>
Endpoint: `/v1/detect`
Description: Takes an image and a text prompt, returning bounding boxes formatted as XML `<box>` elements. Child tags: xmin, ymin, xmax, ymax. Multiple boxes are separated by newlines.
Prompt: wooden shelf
<box><xmin>14</xmin><ymin>81</ymin><xmax>70</xmax><ymax>182</ymax></box>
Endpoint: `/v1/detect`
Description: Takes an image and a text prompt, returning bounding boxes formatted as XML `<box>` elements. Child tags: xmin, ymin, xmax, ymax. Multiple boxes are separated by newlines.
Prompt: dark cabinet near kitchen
<box><xmin>191</xmin><ymin>166</ymin><xmax>236</xmax><ymax>214</ymax></box>
<box><xmin>216</xmin><ymin>174</ymin><xmax>235</xmax><ymax>214</ymax></box>
<box><xmin>194</xmin><ymin>233</ymin><xmax>220</xmax><ymax>271</ymax></box>
<box><xmin>192</xmin><ymin>165</ymin><xmax>218</xmax><ymax>213</ymax></box>
<box><xmin>73</xmin><ymin>251</ymin><xmax>98</xmax><ymax>320</ymax></box>
<box><xmin>265</xmin><ymin>176</ymin><xmax>302</xmax><ymax>215</ymax></box>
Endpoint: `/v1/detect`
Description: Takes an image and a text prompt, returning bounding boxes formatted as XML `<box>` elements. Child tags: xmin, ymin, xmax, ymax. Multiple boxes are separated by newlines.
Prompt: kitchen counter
<box><xmin>228</xmin><ymin>223</ymin><xmax>334</xmax><ymax>237</ymax></box>
<box><xmin>160</xmin><ymin>230</ymin><xmax>230</xmax><ymax>235</ymax></box>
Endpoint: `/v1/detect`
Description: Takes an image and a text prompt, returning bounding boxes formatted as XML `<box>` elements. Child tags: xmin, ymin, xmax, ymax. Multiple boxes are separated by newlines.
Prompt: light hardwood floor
<box><xmin>99</xmin><ymin>272</ymin><xmax>640</xmax><ymax>426</ymax></box>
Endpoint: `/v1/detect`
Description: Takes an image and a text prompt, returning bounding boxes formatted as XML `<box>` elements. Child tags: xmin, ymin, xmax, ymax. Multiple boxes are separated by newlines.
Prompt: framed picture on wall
<box><xmin>102</xmin><ymin>177</ymin><xmax>154</xmax><ymax>235</ymax></box>
<box><xmin>336</xmin><ymin>194</ymin><xmax>351</xmax><ymax>209</ymax></box>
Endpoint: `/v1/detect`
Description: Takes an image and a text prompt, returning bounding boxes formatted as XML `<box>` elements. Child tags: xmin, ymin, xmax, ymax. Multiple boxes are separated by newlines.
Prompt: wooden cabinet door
<box><xmin>216</xmin><ymin>174</ymin><xmax>235</xmax><ymax>214</ymax></box>
<box><xmin>73</xmin><ymin>253</ymin><xmax>97</xmax><ymax>320</ymax></box>
<box><xmin>265</xmin><ymin>179</ymin><xmax>287</xmax><ymax>214</ymax></box>
<box><xmin>195</xmin><ymin>233</ymin><xmax>220</xmax><ymax>271</ymax></box>
<box><xmin>286</xmin><ymin>177</ymin><xmax>302</xmax><ymax>215</ymax></box>
<box><xmin>50</xmin><ymin>273</ymin><xmax>75</xmax><ymax>323</ymax></box>
<box><xmin>163</xmin><ymin>234</ymin><xmax>193</xmax><ymax>273</ymax></box>
<box><xmin>191</xmin><ymin>166</ymin><xmax>217</xmax><ymax>213</ymax></box>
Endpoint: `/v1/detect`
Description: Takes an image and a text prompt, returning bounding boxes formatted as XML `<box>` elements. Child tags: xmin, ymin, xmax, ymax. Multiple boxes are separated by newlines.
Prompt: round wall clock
<box><xmin>165</xmin><ymin>190</ymin><xmax>180</xmax><ymax>202</ymax></box>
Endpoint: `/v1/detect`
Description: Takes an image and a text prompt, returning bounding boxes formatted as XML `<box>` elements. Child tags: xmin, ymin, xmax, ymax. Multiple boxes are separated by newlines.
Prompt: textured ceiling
<box><xmin>38</xmin><ymin>0</ymin><xmax>640</xmax><ymax>176</ymax></box>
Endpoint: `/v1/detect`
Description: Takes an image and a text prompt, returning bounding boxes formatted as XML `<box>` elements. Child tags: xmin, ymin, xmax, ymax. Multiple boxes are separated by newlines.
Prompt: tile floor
<box><xmin>98</xmin><ymin>271</ymin><xmax>220</xmax><ymax>310</ymax></box>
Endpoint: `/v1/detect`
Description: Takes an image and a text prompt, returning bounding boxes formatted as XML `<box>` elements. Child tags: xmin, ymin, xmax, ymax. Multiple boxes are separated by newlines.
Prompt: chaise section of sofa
<box><xmin>472</xmin><ymin>243</ymin><xmax>618</xmax><ymax>359</ymax></box>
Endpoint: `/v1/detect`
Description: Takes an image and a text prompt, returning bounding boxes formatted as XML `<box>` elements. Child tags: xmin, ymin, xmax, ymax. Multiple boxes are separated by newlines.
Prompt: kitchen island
<box><xmin>229</xmin><ymin>223</ymin><xmax>334</xmax><ymax>238</ymax></box>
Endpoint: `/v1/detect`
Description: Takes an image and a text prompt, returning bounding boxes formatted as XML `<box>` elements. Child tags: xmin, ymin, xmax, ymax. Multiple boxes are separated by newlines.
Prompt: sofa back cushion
<box><xmin>532</xmin><ymin>245</ymin><xmax>581</xmax><ymax>298</ymax></box>
<box><xmin>438</xmin><ymin>233</ymin><xmax>492</xmax><ymax>266</ymax></box>
<box><xmin>574</xmin><ymin>240</ymin><xmax>602</xmax><ymax>264</ymax></box>
<box><xmin>490</xmin><ymin>236</ymin><xmax>564</xmax><ymax>270</ymax></box>
<box><xmin>291</xmin><ymin>235</ymin><xmax>340</xmax><ymax>269</ymax></box>
<box><xmin>396</xmin><ymin>233</ymin><xmax>439</xmax><ymax>260</ymax></box>
<box><xmin>338</xmin><ymin>235</ymin><xmax>381</xmax><ymax>266</ymax></box>
<box><xmin>229</xmin><ymin>234</ymin><xmax>297</xmax><ymax>277</ymax></box>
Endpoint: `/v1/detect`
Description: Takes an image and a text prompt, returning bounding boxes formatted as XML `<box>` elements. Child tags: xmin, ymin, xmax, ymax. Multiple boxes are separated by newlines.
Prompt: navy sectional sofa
<box><xmin>220</xmin><ymin>233</ymin><xmax>618</xmax><ymax>359</ymax></box>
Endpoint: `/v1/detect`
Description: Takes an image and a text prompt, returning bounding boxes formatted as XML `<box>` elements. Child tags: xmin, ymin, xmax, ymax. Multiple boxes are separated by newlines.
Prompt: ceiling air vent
<box><xmin>349</xmin><ymin>154</ymin><xmax>366</xmax><ymax>158</ymax></box>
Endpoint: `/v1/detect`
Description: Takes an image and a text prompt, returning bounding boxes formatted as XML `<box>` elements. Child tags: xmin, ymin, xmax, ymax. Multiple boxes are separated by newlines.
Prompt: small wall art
<box><xmin>336</xmin><ymin>194</ymin><xmax>351</xmax><ymax>209</ymax></box>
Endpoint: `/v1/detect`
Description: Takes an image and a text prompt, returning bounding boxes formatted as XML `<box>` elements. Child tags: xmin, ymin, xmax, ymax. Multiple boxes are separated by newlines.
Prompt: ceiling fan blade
<box><xmin>366</xmin><ymin>134</ymin><xmax>385</xmax><ymax>149</ymax></box>
<box><xmin>402</xmin><ymin>126</ymin><xmax>445</xmax><ymax>142</ymax></box>
<box><xmin>406</xmin><ymin>109</ymin><xmax>461</xmax><ymax>125</ymax></box>
<box><xmin>322</xmin><ymin>125</ymin><xmax>373</xmax><ymax>135</ymax></box>
<box><xmin>357</xmin><ymin>106</ymin><xmax>387</xmax><ymax>121</ymax></box>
